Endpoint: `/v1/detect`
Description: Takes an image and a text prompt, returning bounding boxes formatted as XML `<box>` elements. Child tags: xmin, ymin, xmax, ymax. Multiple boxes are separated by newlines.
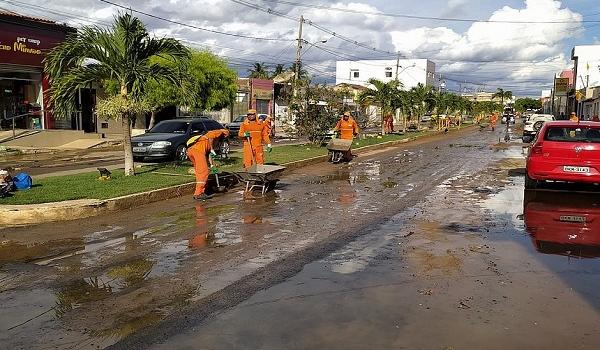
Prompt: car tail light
<box><xmin>531</xmin><ymin>143</ymin><xmax>543</xmax><ymax>156</ymax></box>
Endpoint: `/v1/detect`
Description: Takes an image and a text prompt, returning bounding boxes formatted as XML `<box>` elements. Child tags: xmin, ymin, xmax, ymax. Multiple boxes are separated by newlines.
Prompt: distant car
<box><xmin>523</xmin><ymin>114</ymin><xmax>555</xmax><ymax>142</ymax></box>
<box><xmin>420</xmin><ymin>115</ymin><xmax>432</xmax><ymax>123</ymax></box>
<box><xmin>131</xmin><ymin>117</ymin><xmax>229</xmax><ymax>162</ymax></box>
<box><xmin>525</xmin><ymin>121</ymin><xmax>600</xmax><ymax>189</ymax></box>
<box><xmin>225</xmin><ymin>115</ymin><xmax>246</xmax><ymax>138</ymax></box>
<box><xmin>501</xmin><ymin>114</ymin><xmax>516</xmax><ymax>124</ymax></box>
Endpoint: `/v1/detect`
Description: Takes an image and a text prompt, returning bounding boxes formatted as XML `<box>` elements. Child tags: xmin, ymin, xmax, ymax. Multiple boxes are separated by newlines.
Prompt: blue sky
<box><xmin>2</xmin><ymin>0</ymin><xmax>599</xmax><ymax>96</ymax></box>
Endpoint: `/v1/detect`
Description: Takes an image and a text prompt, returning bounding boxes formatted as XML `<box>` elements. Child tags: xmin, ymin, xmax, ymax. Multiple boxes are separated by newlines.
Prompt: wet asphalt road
<box><xmin>2</xmin><ymin>126</ymin><xmax>600</xmax><ymax>349</ymax></box>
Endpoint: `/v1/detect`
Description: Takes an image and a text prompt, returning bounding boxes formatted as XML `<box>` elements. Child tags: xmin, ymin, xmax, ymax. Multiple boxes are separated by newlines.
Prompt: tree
<box><xmin>294</xmin><ymin>83</ymin><xmax>344</xmax><ymax>142</ymax></box>
<box><xmin>514</xmin><ymin>97</ymin><xmax>542</xmax><ymax>113</ymax></box>
<box><xmin>248</xmin><ymin>62</ymin><xmax>270</xmax><ymax>79</ymax></box>
<box><xmin>359</xmin><ymin>78</ymin><xmax>402</xmax><ymax>134</ymax></box>
<box><xmin>271</xmin><ymin>64</ymin><xmax>286</xmax><ymax>79</ymax></box>
<box><xmin>493</xmin><ymin>88</ymin><xmax>513</xmax><ymax>107</ymax></box>
<box><xmin>186</xmin><ymin>50</ymin><xmax>237</xmax><ymax>112</ymax></box>
<box><xmin>45</xmin><ymin>13</ymin><xmax>189</xmax><ymax>176</ymax></box>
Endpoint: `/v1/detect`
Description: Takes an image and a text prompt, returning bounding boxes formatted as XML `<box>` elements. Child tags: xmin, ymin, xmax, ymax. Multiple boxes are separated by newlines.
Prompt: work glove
<box><xmin>210</xmin><ymin>166</ymin><xmax>219</xmax><ymax>175</ymax></box>
<box><xmin>267</xmin><ymin>144</ymin><xmax>272</xmax><ymax>153</ymax></box>
<box><xmin>244</xmin><ymin>132</ymin><xmax>251</xmax><ymax>138</ymax></box>
<box><xmin>209</xmin><ymin>149</ymin><xmax>217</xmax><ymax>159</ymax></box>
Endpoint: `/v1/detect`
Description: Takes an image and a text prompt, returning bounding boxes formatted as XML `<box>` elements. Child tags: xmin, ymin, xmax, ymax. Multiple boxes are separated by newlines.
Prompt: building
<box><xmin>540</xmin><ymin>90</ymin><xmax>552</xmax><ymax>114</ymax></box>
<box><xmin>572</xmin><ymin>45</ymin><xmax>600</xmax><ymax>91</ymax></box>
<box><xmin>580</xmin><ymin>86</ymin><xmax>600</xmax><ymax>119</ymax></box>
<box><xmin>232</xmin><ymin>78</ymin><xmax>274</xmax><ymax>119</ymax></box>
<box><xmin>0</xmin><ymin>10</ymin><xmax>75</xmax><ymax>130</ymax></box>
<box><xmin>461</xmin><ymin>92</ymin><xmax>501</xmax><ymax>103</ymax></box>
<box><xmin>335</xmin><ymin>59</ymin><xmax>437</xmax><ymax>90</ymax></box>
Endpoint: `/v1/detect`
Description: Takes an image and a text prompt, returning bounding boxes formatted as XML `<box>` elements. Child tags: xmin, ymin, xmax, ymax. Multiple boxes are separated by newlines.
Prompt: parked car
<box><xmin>225</xmin><ymin>115</ymin><xmax>246</xmax><ymax>138</ymax></box>
<box><xmin>525</xmin><ymin>121</ymin><xmax>600</xmax><ymax>189</ymax></box>
<box><xmin>131</xmin><ymin>117</ymin><xmax>229</xmax><ymax>162</ymax></box>
<box><xmin>420</xmin><ymin>115</ymin><xmax>432</xmax><ymax>123</ymax></box>
<box><xmin>523</xmin><ymin>114</ymin><xmax>555</xmax><ymax>142</ymax></box>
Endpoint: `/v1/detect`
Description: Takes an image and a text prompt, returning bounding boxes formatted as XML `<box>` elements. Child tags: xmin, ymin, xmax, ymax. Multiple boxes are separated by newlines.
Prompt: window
<box><xmin>205</xmin><ymin>120</ymin><xmax>224</xmax><ymax>130</ymax></box>
<box><xmin>544</xmin><ymin>126</ymin><xmax>600</xmax><ymax>143</ymax></box>
<box><xmin>190</xmin><ymin>121</ymin><xmax>207</xmax><ymax>134</ymax></box>
<box><xmin>149</xmin><ymin>121</ymin><xmax>189</xmax><ymax>134</ymax></box>
<box><xmin>385</xmin><ymin>71</ymin><xmax>393</xmax><ymax>78</ymax></box>
<box><xmin>353</xmin><ymin>71</ymin><xmax>360</xmax><ymax>78</ymax></box>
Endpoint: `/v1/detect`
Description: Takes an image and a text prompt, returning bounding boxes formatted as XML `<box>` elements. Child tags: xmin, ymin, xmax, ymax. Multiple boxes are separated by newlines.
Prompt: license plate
<box><xmin>559</xmin><ymin>215</ymin><xmax>586</xmax><ymax>223</ymax></box>
<box><xmin>133</xmin><ymin>147</ymin><xmax>147</xmax><ymax>152</ymax></box>
<box><xmin>563</xmin><ymin>166</ymin><xmax>589</xmax><ymax>173</ymax></box>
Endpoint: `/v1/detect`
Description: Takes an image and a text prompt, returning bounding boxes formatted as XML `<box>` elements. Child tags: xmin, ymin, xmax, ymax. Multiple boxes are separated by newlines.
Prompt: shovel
<box><xmin>209</xmin><ymin>157</ymin><xmax>226</xmax><ymax>192</ymax></box>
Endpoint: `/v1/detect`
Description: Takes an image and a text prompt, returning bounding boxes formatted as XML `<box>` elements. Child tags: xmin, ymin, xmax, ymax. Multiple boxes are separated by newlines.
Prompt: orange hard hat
<box><xmin>247</xmin><ymin>109</ymin><xmax>257</xmax><ymax>115</ymax></box>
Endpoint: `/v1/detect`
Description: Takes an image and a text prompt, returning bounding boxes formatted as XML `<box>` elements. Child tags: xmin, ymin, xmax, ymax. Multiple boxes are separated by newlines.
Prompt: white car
<box><xmin>523</xmin><ymin>114</ymin><xmax>555</xmax><ymax>142</ymax></box>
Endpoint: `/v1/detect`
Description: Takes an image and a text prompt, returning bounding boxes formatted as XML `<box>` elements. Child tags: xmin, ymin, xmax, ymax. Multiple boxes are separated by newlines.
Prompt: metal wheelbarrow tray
<box><xmin>327</xmin><ymin>138</ymin><xmax>353</xmax><ymax>151</ymax></box>
<box><xmin>234</xmin><ymin>164</ymin><xmax>286</xmax><ymax>196</ymax></box>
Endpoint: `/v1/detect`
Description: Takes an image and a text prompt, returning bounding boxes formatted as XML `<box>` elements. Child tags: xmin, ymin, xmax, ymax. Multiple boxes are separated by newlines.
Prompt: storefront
<box><xmin>0</xmin><ymin>11</ymin><xmax>73</xmax><ymax>130</ymax></box>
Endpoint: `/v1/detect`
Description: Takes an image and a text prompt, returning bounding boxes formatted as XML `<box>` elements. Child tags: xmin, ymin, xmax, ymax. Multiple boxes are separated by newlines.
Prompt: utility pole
<box><xmin>395</xmin><ymin>51</ymin><xmax>401</xmax><ymax>81</ymax></box>
<box><xmin>293</xmin><ymin>15</ymin><xmax>304</xmax><ymax>99</ymax></box>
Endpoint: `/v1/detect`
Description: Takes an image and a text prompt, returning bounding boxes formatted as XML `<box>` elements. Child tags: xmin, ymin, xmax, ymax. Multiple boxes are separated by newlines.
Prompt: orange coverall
<box><xmin>335</xmin><ymin>117</ymin><xmax>360</xmax><ymax>140</ymax></box>
<box><xmin>490</xmin><ymin>114</ymin><xmax>498</xmax><ymax>130</ymax></box>
<box><xmin>187</xmin><ymin>129</ymin><xmax>229</xmax><ymax>196</ymax></box>
<box><xmin>239</xmin><ymin>119</ymin><xmax>271</xmax><ymax>168</ymax></box>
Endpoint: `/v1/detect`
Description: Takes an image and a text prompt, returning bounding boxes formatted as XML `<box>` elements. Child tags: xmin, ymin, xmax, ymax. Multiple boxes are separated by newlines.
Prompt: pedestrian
<box><xmin>334</xmin><ymin>111</ymin><xmax>360</xmax><ymax>161</ymax></box>
<box><xmin>186</xmin><ymin>128</ymin><xmax>229</xmax><ymax>201</ymax></box>
<box><xmin>384</xmin><ymin>113</ymin><xmax>394</xmax><ymax>134</ymax></box>
<box><xmin>570</xmin><ymin>112</ymin><xmax>579</xmax><ymax>122</ymax></box>
<box><xmin>490</xmin><ymin>114</ymin><xmax>498</xmax><ymax>131</ymax></box>
<box><xmin>261</xmin><ymin>114</ymin><xmax>274</xmax><ymax>137</ymax></box>
<box><xmin>239</xmin><ymin>109</ymin><xmax>272</xmax><ymax>168</ymax></box>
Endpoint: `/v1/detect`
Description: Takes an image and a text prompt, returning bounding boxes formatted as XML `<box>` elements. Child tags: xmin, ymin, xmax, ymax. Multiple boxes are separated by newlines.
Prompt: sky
<box><xmin>2</xmin><ymin>0</ymin><xmax>599</xmax><ymax>96</ymax></box>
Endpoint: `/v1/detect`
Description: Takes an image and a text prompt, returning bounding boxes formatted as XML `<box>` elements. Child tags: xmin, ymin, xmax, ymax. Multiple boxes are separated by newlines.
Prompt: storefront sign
<box><xmin>554</xmin><ymin>78</ymin><xmax>569</xmax><ymax>95</ymax></box>
<box><xmin>254</xmin><ymin>90</ymin><xmax>273</xmax><ymax>99</ymax></box>
<box><xmin>0</xmin><ymin>22</ymin><xmax>68</xmax><ymax>67</ymax></box>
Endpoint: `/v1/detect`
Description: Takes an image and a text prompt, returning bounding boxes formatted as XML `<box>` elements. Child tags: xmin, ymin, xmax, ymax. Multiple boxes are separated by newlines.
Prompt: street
<box><xmin>1</xmin><ymin>126</ymin><xmax>598</xmax><ymax>349</ymax></box>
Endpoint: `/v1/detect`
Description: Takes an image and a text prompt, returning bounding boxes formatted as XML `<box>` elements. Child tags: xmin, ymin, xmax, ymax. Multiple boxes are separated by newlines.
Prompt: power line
<box><xmin>97</xmin><ymin>0</ymin><xmax>293</xmax><ymax>41</ymax></box>
<box><xmin>227</xmin><ymin>0</ymin><xmax>396</xmax><ymax>56</ymax></box>
<box><xmin>260</xmin><ymin>0</ymin><xmax>600</xmax><ymax>24</ymax></box>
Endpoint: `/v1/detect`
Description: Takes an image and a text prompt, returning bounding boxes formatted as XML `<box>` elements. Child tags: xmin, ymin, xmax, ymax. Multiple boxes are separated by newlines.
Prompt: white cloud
<box><xmin>1</xmin><ymin>0</ymin><xmax>586</xmax><ymax>94</ymax></box>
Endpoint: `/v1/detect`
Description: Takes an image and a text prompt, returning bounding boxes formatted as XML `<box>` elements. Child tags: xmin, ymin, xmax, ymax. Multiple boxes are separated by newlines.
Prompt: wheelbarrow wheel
<box><xmin>331</xmin><ymin>151</ymin><xmax>344</xmax><ymax>164</ymax></box>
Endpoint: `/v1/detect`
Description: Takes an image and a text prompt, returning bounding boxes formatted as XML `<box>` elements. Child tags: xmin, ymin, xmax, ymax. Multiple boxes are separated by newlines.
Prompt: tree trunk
<box><xmin>120</xmin><ymin>84</ymin><xmax>135</xmax><ymax>176</ymax></box>
<box><xmin>149</xmin><ymin>110</ymin><xmax>157</xmax><ymax>129</ymax></box>
<box><xmin>122</xmin><ymin>115</ymin><xmax>135</xmax><ymax>176</ymax></box>
<box><xmin>381</xmin><ymin>113</ymin><xmax>386</xmax><ymax>135</ymax></box>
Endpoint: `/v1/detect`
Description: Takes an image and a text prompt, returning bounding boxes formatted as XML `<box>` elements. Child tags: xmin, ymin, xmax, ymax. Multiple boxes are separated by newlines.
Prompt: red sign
<box><xmin>0</xmin><ymin>21</ymin><xmax>68</xmax><ymax>67</ymax></box>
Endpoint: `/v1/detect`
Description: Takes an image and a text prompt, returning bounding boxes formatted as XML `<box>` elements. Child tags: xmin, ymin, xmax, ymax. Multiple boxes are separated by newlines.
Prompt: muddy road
<box><xmin>2</xmin><ymin>126</ymin><xmax>599</xmax><ymax>349</ymax></box>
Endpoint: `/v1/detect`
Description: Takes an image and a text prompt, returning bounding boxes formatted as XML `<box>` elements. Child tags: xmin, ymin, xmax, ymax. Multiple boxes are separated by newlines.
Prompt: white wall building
<box><xmin>572</xmin><ymin>45</ymin><xmax>600</xmax><ymax>90</ymax></box>
<box><xmin>335</xmin><ymin>59</ymin><xmax>437</xmax><ymax>90</ymax></box>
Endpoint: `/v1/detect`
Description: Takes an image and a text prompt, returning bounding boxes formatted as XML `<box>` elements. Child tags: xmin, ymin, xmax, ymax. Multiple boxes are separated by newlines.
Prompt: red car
<box><xmin>526</xmin><ymin>121</ymin><xmax>600</xmax><ymax>189</ymax></box>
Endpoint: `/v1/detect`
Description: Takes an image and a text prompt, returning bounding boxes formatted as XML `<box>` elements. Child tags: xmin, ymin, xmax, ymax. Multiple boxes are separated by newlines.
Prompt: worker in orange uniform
<box><xmin>187</xmin><ymin>128</ymin><xmax>229</xmax><ymax>201</ymax></box>
<box><xmin>335</xmin><ymin>111</ymin><xmax>360</xmax><ymax>161</ymax></box>
<box><xmin>570</xmin><ymin>112</ymin><xmax>579</xmax><ymax>122</ymax></box>
<box><xmin>490</xmin><ymin>114</ymin><xmax>498</xmax><ymax>131</ymax></box>
<box><xmin>239</xmin><ymin>109</ymin><xmax>271</xmax><ymax>168</ymax></box>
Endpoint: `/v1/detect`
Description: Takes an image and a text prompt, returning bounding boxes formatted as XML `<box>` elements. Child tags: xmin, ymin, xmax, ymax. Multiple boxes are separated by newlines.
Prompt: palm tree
<box><xmin>45</xmin><ymin>13</ymin><xmax>189</xmax><ymax>176</ymax></box>
<box><xmin>271</xmin><ymin>64</ymin><xmax>286</xmax><ymax>79</ymax></box>
<box><xmin>248</xmin><ymin>62</ymin><xmax>270</xmax><ymax>79</ymax></box>
<box><xmin>359</xmin><ymin>78</ymin><xmax>402</xmax><ymax>134</ymax></box>
<box><xmin>493</xmin><ymin>88</ymin><xmax>513</xmax><ymax>107</ymax></box>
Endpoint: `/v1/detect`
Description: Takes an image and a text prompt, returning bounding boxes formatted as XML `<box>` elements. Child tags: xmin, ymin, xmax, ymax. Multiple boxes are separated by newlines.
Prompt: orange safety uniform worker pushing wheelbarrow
<box><xmin>239</xmin><ymin>109</ymin><xmax>272</xmax><ymax>168</ymax></box>
<box><xmin>187</xmin><ymin>129</ymin><xmax>229</xmax><ymax>201</ymax></box>
<box><xmin>333</xmin><ymin>111</ymin><xmax>360</xmax><ymax>162</ymax></box>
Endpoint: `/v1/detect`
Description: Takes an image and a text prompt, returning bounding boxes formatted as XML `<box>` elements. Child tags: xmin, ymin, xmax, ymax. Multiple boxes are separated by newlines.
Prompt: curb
<box><xmin>0</xmin><ymin>126</ymin><xmax>473</xmax><ymax>226</ymax></box>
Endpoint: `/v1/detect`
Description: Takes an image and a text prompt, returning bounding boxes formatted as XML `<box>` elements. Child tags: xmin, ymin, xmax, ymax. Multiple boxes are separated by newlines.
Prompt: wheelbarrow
<box><xmin>234</xmin><ymin>164</ymin><xmax>286</xmax><ymax>197</ymax></box>
<box><xmin>327</xmin><ymin>138</ymin><xmax>353</xmax><ymax>164</ymax></box>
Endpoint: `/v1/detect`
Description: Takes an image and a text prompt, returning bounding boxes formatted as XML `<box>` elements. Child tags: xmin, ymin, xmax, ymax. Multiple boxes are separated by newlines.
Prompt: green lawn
<box><xmin>1</xmin><ymin>131</ymin><xmax>435</xmax><ymax>205</ymax></box>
